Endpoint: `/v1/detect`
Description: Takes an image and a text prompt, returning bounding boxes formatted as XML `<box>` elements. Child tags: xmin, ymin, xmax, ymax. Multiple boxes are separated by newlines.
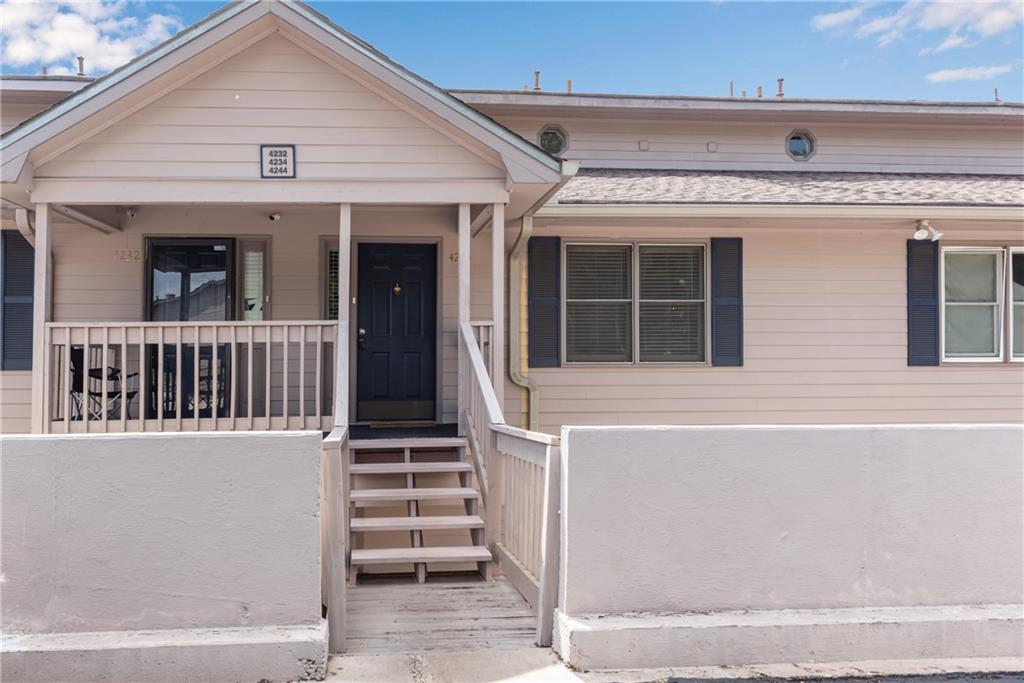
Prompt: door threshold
<box><xmin>363</xmin><ymin>421</ymin><xmax>438</xmax><ymax>429</ymax></box>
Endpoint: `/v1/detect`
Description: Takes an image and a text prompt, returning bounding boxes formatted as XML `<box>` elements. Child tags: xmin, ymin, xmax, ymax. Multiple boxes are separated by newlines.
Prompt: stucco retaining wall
<box><xmin>555</xmin><ymin>424</ymin><xmax>1024</xmax><ymax>670</ymax></box>
<box><xmin>1</xmin><ymin>431</ymin><xmax>326</xmax><ymax>682</ymax></box>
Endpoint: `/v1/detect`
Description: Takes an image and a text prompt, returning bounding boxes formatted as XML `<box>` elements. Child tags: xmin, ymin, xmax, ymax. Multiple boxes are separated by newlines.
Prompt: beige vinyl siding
<box><xmin>45</xmin><ymin>204</ymin><xmax>499</xmax><ymax>426</ymax></box>
<box><xmin>0</xmin><ymin>371</ymin><xmax>31</xmax><ymax>433</ymax></box>
<box><xmin>488</xmin><ymin>115</ymin><xmax>1024</xmax><ymax>175</ymax></box>
<box><xmin>36</xmin><ymin>34</ymin><xmax>502</xmax><ymax>182</ymax></box>
<box><xmin>509</xmin><ymin>223</ymin><xmax>1024</xmax><ymax>434</ymax></box>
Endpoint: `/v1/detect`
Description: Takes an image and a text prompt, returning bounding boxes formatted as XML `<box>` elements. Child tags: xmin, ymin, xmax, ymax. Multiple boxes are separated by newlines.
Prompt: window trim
<box><xmin>538</xmin><ymin>124</ymin><xmax>569</xmax><ymax>157</ymax></box>
<box><xmin>561</xmin><ymin>240</ymin><xmax>711</xmax><ymax>366</ymax></box>
<box><xmin>1010</xmin><ymin>247</ymin><xmax>1024</xmax><ymax>362</ymax></box>
<box><xmin>786</xmin><ymin>129</ymin><xmax>816</xmax><ymax>161</ymax></box>
<box><xmin>939</xmin><ymin>245</ymin><xmax>1005</xmax><ymax>364</ymax></box>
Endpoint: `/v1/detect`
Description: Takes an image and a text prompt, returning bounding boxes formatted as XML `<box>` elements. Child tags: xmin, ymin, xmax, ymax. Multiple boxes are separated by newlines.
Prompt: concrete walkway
<box><xmin>324</xmin><ymin>654</ymin><xmax>1022</xmax><ymax>682</ymax></box>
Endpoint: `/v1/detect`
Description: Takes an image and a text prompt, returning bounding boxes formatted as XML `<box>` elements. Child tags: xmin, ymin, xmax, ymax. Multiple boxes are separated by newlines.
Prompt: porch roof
<box><xmin>552</xmin><ymin>169</ymin><xmax>1024</xmax><ymax>207</ymax></box>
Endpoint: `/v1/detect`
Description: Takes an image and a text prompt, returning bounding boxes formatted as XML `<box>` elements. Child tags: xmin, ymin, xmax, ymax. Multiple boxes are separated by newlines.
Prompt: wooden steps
<box><xmin>347</xmin><ymin>435</ymin><xmax>491</xmax><ymax>585</ymax></box>
<box><xmin>351</xmin><ymin>515</ymin><xmax>485</xmax><ymax>532</ymax></box>
<box><xmin>351</xmin><ymin>545</ymin><xmax>492</xmax><ymax>565</ymax></box>
<box><xmin>351</xmin><ymin>487</ymin><xmax>479</xmax><ymax>503</ymax></box>
<box><xmin>350</xmin><ymin>461</ymin><xmax>472</xmax><ymax>475</ymax></box>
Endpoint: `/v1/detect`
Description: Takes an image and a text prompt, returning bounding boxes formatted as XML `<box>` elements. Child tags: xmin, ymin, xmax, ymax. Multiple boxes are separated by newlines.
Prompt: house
<box><xmin>1</xmin><ymin>1</ymin><xmax>1022</xmax><ymax>680</ymax></box>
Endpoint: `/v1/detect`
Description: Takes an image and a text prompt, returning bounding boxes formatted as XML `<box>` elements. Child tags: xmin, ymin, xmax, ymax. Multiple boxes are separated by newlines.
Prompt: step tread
<box><xmin>351</xmin><ymin>545</ymin><xmax>492</xmax><ymax>565</ymax></box>
<box><xmin>350</xmin><ymin>487</ymin><xmax>479</xmax><ymax>502</ymax></box>
<box><xmin>350</xmin><ymin>462</ymin><xmax>471</xmax><ymax>475</ymax></box>
<box><xmin>350</xmin><ymin>437</ymin><xmax>467</xmax><ymax>450</ymax></box>
<box><xmin>351</xmin><ymin>515</ymin><xmax>484</xmax><ymax>532</ymax></box>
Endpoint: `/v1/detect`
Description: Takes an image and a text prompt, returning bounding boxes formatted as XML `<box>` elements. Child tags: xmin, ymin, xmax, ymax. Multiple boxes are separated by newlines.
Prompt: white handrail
<box><xmin>459</xmin><ymin>321</ymin><xmax>504</xmax><ymax>425</ymax></box>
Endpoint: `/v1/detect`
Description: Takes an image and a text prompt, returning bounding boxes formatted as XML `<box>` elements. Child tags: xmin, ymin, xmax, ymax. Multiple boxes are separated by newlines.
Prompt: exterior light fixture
<box><xmin>913</xmin><ymin>220</ymin><xmax>943</xmax><ymax>241</ymax></box>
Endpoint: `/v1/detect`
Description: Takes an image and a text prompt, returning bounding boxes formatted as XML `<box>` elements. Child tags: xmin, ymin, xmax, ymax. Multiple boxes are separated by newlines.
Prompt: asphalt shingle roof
<box><xmin>554</xmin><ymin>169</ymin><xmax>1024</xmax><ymax>206</ymax></box>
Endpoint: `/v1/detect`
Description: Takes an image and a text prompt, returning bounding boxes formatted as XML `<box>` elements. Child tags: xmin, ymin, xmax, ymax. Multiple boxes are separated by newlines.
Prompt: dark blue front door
<box><xmin>356</xmin><ymin>243</ymin><xmax>437</xmax><ymax>422</ymax></box>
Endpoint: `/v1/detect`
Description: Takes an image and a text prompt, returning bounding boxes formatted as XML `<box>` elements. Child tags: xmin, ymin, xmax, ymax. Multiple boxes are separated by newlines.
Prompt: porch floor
<box><xmin>343</xmin><ymin>574</ymin><xmax>536</xmax><ymax>655</ymax></box>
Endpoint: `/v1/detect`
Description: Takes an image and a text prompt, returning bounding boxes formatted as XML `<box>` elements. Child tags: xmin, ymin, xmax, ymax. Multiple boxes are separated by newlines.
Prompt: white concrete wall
<box><xmin>1</xmin><ymin>431</ymin><xmax>327</xmax><ymax>681</ymax></box>
<box><xmin>555</xmin><ymin>424</ymin><xmax>1024</xmax><ymax>669</ymax></box>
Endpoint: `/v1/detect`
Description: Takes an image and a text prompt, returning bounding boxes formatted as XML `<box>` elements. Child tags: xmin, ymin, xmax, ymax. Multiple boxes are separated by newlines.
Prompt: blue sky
<box><xmin>1</xmin><ymin>1</ymin><xmax>1022</xmax><ymax>102</ymax></box>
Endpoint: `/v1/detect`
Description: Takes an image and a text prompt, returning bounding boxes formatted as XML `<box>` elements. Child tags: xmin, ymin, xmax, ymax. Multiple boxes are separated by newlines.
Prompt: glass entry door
<box><xmin>146</xmin><ymin>239</ymin><xmax>235</xmax><ymax>419</ymax></box>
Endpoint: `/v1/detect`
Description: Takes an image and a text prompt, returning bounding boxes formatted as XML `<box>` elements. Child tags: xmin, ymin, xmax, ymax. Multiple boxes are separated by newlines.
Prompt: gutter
<box><xmin>535</xmin><ymin>203</ymin><xmax>1024</xmax><ymax>221</ymax></box>
<box><xmin>508</xmin><ymin>160</ymin><xmax>580</xmax><ymax>430</ymax></box>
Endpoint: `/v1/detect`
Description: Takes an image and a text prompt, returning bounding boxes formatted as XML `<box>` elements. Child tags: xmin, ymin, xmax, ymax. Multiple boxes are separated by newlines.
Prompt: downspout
<box><xmin>14</xmin><ymin>208</ymin><xmax>35</xmax><ymax>247</ymax></box>
<box><xmin>508</xmin><ymin>160</ymin><xmax>579</xmax><ymax>430</ymax></box>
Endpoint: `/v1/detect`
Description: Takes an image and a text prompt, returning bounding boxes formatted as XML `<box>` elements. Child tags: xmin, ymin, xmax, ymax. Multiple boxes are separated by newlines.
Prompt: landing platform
<box><xmin>344</xmin><ymin>574</ymin><xmax>535</xmax><ymax>655</ymax></box>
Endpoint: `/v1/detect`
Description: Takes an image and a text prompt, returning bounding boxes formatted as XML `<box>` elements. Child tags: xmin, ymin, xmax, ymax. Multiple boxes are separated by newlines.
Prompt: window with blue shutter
<box><xmin>710</xmin><ymin>238</ymin><xmax>743</xmax><ymax>366</ymax></box>
<box><xmin>528</xmin><ymin>236</ymin><xmax>560</xmax><ymax>367</ymax></box>
<box><xmin>907</xmin><ymin>240</ymin><xmax>939</xmax><ymax>366</ymax></box>
<box><xmin>1</xmin><ymin>230</ymin><xmax>35</xmax><ymax>370</ymax></box>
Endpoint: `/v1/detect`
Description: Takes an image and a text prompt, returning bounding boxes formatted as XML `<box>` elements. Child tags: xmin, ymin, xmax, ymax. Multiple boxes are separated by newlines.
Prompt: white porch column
<box><xmin>30</xmin><ymin>203</ymin><xmax>52</xmax><ymax>434</ymax></box>
<box><xmin>334</xmin><ymin>203</ymin><xmax>351</xmax><ymax>429</ymax></box>
<box><xmin>457</xmin><ymin>203</ymin><xmax>471</xmax><ymax>433</ymax></box>
<box><xmin>490</xmin><ymin>202</ymin><xmax>505</xmax><ymax>410</ymax></box>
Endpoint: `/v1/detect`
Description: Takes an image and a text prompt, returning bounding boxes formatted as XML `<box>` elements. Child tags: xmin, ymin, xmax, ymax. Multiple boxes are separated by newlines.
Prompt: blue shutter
<box><xmin>1</xmin><ymin>230</ymin><xmax>35</xmax><ymax>370</ymax></box>
<box><xmin>907</xmin><ymin>239</ymin><xmax>940</xmax><ymax>366</ymax></box>
<box><xmin>528</xmin><ymin>236</ymin><xmax>560</xmax><ymax>368</ymax></box>
<box><xmin>710</xmin><ymin>238</ymin><xmax>743</xmax><ymax>366</ymax></box>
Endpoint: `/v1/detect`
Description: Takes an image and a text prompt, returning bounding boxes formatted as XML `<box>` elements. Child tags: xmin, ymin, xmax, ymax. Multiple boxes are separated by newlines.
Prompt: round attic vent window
<box><xmin>786</xmin><ymin>130</ymin><xmax>815</xmax><ymax>160</ymax></box>
<box><xmin>538</xmin><ymin>126</ymin><xmax>568</xmax><ymax>156</ymax></box>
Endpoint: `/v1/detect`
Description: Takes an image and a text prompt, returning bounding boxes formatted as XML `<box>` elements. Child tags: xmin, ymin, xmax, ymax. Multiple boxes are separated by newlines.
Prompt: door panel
<box><xmin>356</xmin><ymin>243</ymin><xmax>437</xmax><ymax>422</ymax></box>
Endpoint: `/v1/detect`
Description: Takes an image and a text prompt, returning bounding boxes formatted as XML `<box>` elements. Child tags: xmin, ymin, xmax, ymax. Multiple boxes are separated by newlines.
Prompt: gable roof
<box><xmin>1</xmin><ymin>0</ymin><xmax>561</xmax><ymax>181</ymax></box>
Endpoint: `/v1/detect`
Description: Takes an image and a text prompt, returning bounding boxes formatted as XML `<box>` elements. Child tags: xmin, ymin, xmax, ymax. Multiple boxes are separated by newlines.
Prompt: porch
<box><xmin>28</xmin><ymin>202</ymin><xmax>507</xmax><ymax>436</ymax></box>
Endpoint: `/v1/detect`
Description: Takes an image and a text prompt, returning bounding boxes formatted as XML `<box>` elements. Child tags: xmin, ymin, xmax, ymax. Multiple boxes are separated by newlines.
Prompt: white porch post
<box><xmin>334</xmin><ymin>203</ymin><xmax>351</xmax><ymax>429</ymax></box>
<box><xmin>490</xmin><ymin>202</ymin><xmax>505</xmax><ymax>410</ymax></box>
<box><xmin>457</xmin><ymin>203</ymin><xmax>471</xmax><ymax>434</ymax></box>
<box><xmin>30</xmin><ymin>203</ymin><xmax>52</xmax><ymax>434</ymax></box>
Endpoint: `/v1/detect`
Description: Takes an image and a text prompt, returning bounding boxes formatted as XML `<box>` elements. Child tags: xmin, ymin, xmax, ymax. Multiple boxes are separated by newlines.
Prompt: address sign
<box><xmin>260</xmin><ymin>144</ymin><xmax>296</xmax><ymax>179</ymax></box>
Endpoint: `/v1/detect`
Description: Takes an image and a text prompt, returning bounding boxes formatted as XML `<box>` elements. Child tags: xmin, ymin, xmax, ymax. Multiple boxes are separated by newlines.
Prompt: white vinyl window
<box><xmin>1012</xmin><ymin>248</ymin><xmax>1024</xmax><ymax>361</ymax></box>
<box><xmin>564</xmin><ymin>243</ymin><xmax>707</xmax><ymax>364</ymax></box>
<box><xmin>941</xmin><ymin>247</ymin><xmax>1004</xmax><ymax>362</ymax></box>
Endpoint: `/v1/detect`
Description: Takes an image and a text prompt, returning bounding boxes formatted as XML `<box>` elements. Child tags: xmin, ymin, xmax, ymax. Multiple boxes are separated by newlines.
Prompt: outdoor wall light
<box><xmin>268</xmin><ymin>213</ymin><xmax>282</xmax><ymax>221</ymax></box>
<box><xmin>913</xmin><ymin>220</ymin><xmax>943</xmax><ymax>242</ymax></box>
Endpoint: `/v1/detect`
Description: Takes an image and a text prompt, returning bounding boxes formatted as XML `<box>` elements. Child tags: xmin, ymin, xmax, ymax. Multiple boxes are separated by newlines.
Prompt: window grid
<box><xmin>940</xmin><ymin>246</ymin><xmax>1006</xmax><ymax>363</ymax></box>
<box><xmin>563</xmin><ymin>242</ymin><xmax>709</xmax><ymax>365</ymax></box>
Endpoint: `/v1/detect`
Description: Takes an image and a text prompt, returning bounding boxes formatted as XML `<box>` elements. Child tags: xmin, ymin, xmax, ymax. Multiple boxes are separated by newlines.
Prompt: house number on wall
<box><xmin>260</xmin><ymin>144</ymin><xmax>296</xmax><ymax>179</ymax></box>
<box><xmin>112</xmin><ymin>249</ymin><xmax>141</xmax><ymax>261</ymax></box>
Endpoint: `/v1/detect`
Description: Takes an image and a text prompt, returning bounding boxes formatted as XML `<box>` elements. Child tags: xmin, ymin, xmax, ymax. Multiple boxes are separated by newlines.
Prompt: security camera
<box><xmin>126</xmin><ymin>207</ymin><xmax>137</xmax><ymax>219</ymax></box>
<box><xmin>268</xmin><ymin>213</ymin><xmax>281</xmax><ymax>221</ymax></box>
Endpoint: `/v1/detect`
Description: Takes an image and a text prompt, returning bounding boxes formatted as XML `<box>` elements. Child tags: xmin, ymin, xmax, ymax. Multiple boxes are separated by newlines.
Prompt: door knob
<box><xmin>357</xmin><ymin>328</ymin><xmax>367</xmax><ymax>349</ymax></box>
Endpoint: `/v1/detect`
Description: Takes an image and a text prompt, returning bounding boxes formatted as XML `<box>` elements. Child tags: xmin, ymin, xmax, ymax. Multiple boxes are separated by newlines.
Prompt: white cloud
<box><xmin>811</xmin><ymin>4</ymin><xmax>869</xmax><ymax>32</ymax></box>
<box><xmin>925</xmin><ymin>64</ymin><xmax>1013</xmax><ymax>82</ymax></box>
<box><xmin>0</xmin><ymin>1</ymin><xmax>182</xmax><ymax>74</ymax></box>
<box><xmin>813</xmin><ymin>0</ymin><xmax>1023</xmax><ymax>49</ymax></box>
<box><xmin>918</xmin><ymin>32</ymin><xmax>971</xmax><ymax>55</ymax></box>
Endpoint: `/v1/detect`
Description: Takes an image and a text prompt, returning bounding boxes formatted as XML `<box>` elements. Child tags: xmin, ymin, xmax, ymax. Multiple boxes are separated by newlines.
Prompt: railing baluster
<box><xmin>282</xmin><ymin>324</ymin><xmax>289</xmax><ymax>430</ymax></box>
<box><xmin>193</xmin><ymin>325</ymin><xmax>200</xmax><ymax>432</ymax></box>
<box><xmin>265</xmin><ymin>325</ymin><xmax>272</xmax><ymax>423</ymax></box>
<box><xmin>157</xmin><ymin>326</ymin><xmax>165</xmax><ymax>428</ymax></box>
<box><xmin>212</xmin><ymin>327</ymin><xmax>219</xmax><ymax>432</ymax></box>
<box><xmin>299</xmin><ymin>325</ymin><xmax>306</xmax><ymax>425</ymax></box>
<box><xmin>315</xmin><ymin>324</ymin><xmax>323</xmax><ymax>427</ymax></box>
<box><xmin>101</xmin><ymin>327</ymin><xmax>109</xmax><ymax>430</ymax></box>
<box><xmin>230</xmin><ymin>325</ymin><xmax>237</xmax><ymax>430</ymax></box>
<box><xmin>176</xmin><ymin>327</ymin><xmax>183</xmax><ymax>432</ymax></box>
<box><xmin>247</xmin><ymin>327</ymin><xmax>254</xmax><ymax>430</ymax></box>
<box><xmin>121</xmin><ymin>326</ymin><xmax>127</xmax><ymax>430</ymax></box>
<box><xmin>62</xmin><ymin>335</ymin><xmax>71</xmax><ymax>433</ymax></box>
<box><xmin>138</xmin><ymin>325</ymin><xmax>145</xmax><ymax>430</ymax></box>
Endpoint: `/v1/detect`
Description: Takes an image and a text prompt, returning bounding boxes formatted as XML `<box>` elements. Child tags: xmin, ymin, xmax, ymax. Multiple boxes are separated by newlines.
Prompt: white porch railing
<box><xmin>470</xmin><ymin>320</ymin><xmax>495</xmax><ymax>380</ymax></box>
<box><xmin>44</xmin><ymin>321</ymin><xmax>337</xmax><ymax>433</ymax></box>
<box><xmin>458</xmin><ymin>320</ymin><xmax>561</xmax><ymax>646</ymax></box>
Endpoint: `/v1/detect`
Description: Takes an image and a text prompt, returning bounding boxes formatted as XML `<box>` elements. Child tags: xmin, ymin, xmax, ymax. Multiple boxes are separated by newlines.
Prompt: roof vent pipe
<box><xmin>741</xmin><ymin>89</ymin><xmax>747</xmax><ymax>98</ymax></box>
<box><xmin>533</xmin><ymin>70</ymin><xmax>541</xmax><ymax>91</ymax></box>
<box><xmin>757</xmin><ymin>85</ymin><xmax>763</xmax><ymax>98</ymax></box>
<box><xmin>77</xmin><ymin>56</ymin><xmax>85</xmax><ymax>76</ymax></box>
<box><xmin>729</xmin><ymin>80</ymin><xmax>734</xmax><ymax>97</ymax></box>
<box><xmin>566</xmin><ymin>79</ymin><xmax>572</xmax><ymax>93</ymax></box>
<box><xmin>994</xmin><ymin>88</ymin><xmax>1001</xmax><ymax>102</ymax></box>
<box><xmin>777</xmin><ymin>77</ymin><xmax>784</xmax><ymax>98</ymax></box>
